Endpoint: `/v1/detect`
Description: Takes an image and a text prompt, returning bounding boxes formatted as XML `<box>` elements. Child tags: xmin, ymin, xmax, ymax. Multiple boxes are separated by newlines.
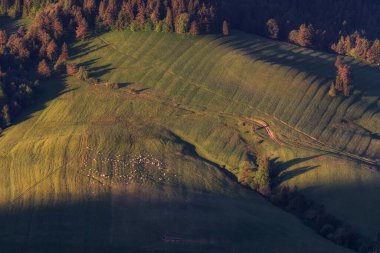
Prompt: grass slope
<box><xmin>0</xmin><ymin>28</ymin><xmax>379</xmax><ymax>252</ymax></box>
<box><xmin>0</xmin><ymin>77</ymin><xmax>349</xmax><ymax>253</ymax></box>
<box><xmin>75</xmin><ymin>31</ymin><xmax>380</xmax><ymax>161</ymax></box>
<box><xmin>67</xmin><ymin>31</ymin><xmax>380</xmax><ymax>238</ymax></box>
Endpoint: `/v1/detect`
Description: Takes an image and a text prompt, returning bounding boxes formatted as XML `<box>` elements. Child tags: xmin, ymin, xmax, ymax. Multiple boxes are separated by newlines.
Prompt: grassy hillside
<box><xmin>0</xmin><ymin>76</ymin><xmax>350</xmax><ymax>252</ymax></box>
<box><xmin>66</xmin><ymin>31</ymin><xmax>380</xmax><ymax>238</ymax></box>
<box><xmin>76</xmin><ymin>31</ymin><xmax>380</xmax><ymax>161</ymax></box>
<box><xmin>1</xmin><ymin>27</ymin><xmax>379</xmax><ymax>252</ymax></box>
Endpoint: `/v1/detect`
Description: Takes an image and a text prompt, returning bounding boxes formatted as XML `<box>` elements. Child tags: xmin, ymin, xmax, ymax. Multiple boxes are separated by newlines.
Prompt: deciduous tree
<box><xmin>266</xmin><ymin>18</ymin><xmax>279</xmax><ymax>39</ymax></box>
<box><xmin>0</xmin><ymin>30</ymin><xmax>7</xmax><ymax>45</ymax></box>
<box><xmin>366</xmin><ymin>40</ymin><xmax>380</xmax><ymax>65</ymax></box>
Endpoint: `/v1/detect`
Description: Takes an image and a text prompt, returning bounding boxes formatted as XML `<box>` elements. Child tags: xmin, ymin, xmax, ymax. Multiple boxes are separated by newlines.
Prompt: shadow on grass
<box><xmin>218</xmin><ymin>31</ymin><xmax>380</xmax><ymax>98</ymax></box>
<box><xmin>169</xmin><ymin>131</ymin><xmax>238</xmax><ymax>183</ymax></box>
<box><xmin>10</xmin><ymin>74</ymin><xmax>71</xmax><ymax>126</ymax></box>
<box><xmin>271</xmin><ymin>155</ymin><xmax>322</xmax><ymax>186</ymax></box>
<box><xmin>0</xmin><ymin>195</ymin><xmax>229</xmax><ymax>253</ymax></box>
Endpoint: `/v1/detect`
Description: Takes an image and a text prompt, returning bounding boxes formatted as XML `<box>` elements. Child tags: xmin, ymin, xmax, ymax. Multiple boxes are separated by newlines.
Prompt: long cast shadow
<box><xmin>270</xmin><ymin>155</ymin><xmax>322</xmax><ymax>186</ymax></box>
<box><xmin>8</xmin><ymin>74</ymin><xmax>70</xmax><ymax>126</ymax></box>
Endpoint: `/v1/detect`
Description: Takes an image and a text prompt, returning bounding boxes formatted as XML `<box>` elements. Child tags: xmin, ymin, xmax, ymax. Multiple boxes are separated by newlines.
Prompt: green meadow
<box><xmin>1</xmin><ymin>28</ymin><xmax>379</xmax><ymax>252</ymax></box>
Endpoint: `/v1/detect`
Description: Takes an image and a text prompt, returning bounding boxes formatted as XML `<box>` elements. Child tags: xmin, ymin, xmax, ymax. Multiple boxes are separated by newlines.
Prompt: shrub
<box><xmin>1</xmin><ymin>104</ymin><xmax>11</xmax><ymax>127</ymax></box>
<box><xmin>104</xmin><ymin>82</ymin><xmax>119</xmax><ymax>89</ymax></box>
<box><xmin>76</xmin><ymin>66</ymin><xmax>89</xmax><ymax>81</ymax></box>
<box><xmin>328</xmin><ymin>83</ymin><xmax>336</xmax><ymax>97</ymax></box>
<box><xmin>87</xmin><ymin>78</ymin><xmax>99</xmax><ymax>85</ymax></box>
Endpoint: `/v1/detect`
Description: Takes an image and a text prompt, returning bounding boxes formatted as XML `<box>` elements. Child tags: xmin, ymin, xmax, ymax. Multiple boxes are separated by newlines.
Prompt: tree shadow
<box><xmin>89</xmin><ymin>65</ymin><xmax>115</xmax><ymax>79</ymax></box>
<box><xmin>270</xmin><ymin>155</ymin><xmax>322</xmax><ymax>186</ymax></box>
<box><xmin>118</xmin><ymin>82</ymin><xmax>133</xmax><ymax>88</ymax></box>
<box><xmin>0</xmin><ymin>16</ymin><xmax>28</xmax><ymax>33</ymax></box>
<box><xmin>10</xmin><ymin>74</ymin><xmax>72</xmax><ymax>126</ymax></box>
<box><xmin>218</xmin><ymin>31</ymin><xmax>380</xmax><ymax>98</ymax></box>
<box><xmin>69</xmin><ymin>43</ymin><xmax>107</xmax><ymax>60</ymax></box>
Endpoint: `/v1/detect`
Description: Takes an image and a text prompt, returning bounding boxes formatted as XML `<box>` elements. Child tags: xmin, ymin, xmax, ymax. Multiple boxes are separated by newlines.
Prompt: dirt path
<box><xmin>248</xmin><ymin>118</ymin><xmax>284</xmax><ymax>146</ymax></box>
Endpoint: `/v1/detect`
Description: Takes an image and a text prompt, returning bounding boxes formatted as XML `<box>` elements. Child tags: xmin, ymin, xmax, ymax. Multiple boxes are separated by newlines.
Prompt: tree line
<box><xmin>1</xmin><ymin>0</ymin><xmax>379</xmax><ymax>127</ymax></box>
<box><xmin>2</xmin><ymin>1</ymin><xmax>380</xmax><ymax>66</ymax></box>
<box><xmin>0</xmin><ymin>0</ymin><xmax>222</xmax><ymax>130</ymax></box>
<box><xmin>1</xmin><ymin>0</ymin><xmax>220</xmax><ymax>35</ymax></box>
<box><xmin>0</xmin><ymin>2</ymin><xmax>84</xmax><ymax>129</ymax></box>
<box><xmin>222</xmin><ymin>0</ymin><xmax>380</xmax><ymax>66</ymax></box>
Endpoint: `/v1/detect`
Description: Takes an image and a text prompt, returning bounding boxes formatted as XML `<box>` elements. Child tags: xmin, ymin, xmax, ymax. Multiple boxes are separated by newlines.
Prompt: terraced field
<box><xmin>1</xmin><ymin>28</ymin><xmax>379</xmax><ymax>252</ymax></box>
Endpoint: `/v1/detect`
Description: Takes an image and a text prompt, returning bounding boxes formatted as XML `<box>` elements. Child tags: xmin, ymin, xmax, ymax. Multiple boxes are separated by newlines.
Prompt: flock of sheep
<box><xmin>80</xmin><ymin>146</ymin><xmax>177</xmax><ymax>185</ymax></box>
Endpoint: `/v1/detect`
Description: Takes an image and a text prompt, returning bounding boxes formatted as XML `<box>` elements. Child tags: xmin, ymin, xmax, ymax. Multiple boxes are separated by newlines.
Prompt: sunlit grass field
<box><xmin>0</xmin><ymin>76</ymin><xmax>350</xmax><ymax>252</ymax></box>
<box><xmin>0</xmin><ymin>28</ymin><xmax>379</xmax><ymax>252</ymax></box>
<box><xmin>67</xmin><ymin>30</ymin><xmax>380</xmax><ymax>237</ymax></box>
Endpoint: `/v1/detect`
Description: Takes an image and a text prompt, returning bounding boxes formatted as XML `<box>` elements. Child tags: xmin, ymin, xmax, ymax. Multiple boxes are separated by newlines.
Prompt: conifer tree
<box><xmin>76</xmin><ymin>19</ymin><xmax>88</xmax><ymax>40</ymax></box>
<box><xmin>46</xmin><ymin>40</ymin><xmax>58</xmax><ymax>62</ymax></box>
<box><xmin>266</xmin><ymin>18</ymin><xmax>279</xmax><ymax>39</ymax></box>
<box><xmin>54</xmin><ymin>43</ymin><xmax>69</xmax><ymax>70</ymax></box>
<box><xmin>190</xmin><ymin>20</ymin><xmax>199</xmax><ymax>36</ymax></box>
<box><xmin>367</xmin><ymin>40</ymin><xmax>380</xmax><ymax>65</ymax></box>
<box><xmin>164</xmin><ymin>7</ymin><xmax>173</xmax><ymax>32</ymax></box>
<box><xmin>0</xmin><ymin>30</ymin><xmax>7</xmax><ymax>45</ymax></box>
<box><xmin>222</xmin><ymin>20</ymin><xmax>230</xmax><ymax>36</ymax></box>
<box><xmin>38</xmin><ymin>59</ymin><xmax>51</xmax><ymax>78</ymax></box>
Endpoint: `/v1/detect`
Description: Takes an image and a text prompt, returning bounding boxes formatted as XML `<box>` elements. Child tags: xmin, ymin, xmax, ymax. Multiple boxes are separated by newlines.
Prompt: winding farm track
<box><xmin>246</xmin><ymin>117</ymin><xmax>380</xmax><ymax>168</ymax></box>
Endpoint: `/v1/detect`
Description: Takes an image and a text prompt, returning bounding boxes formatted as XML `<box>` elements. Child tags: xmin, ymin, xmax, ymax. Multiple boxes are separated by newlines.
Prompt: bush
<box><xmin>87</xmin><ymin>78</ymin><xmax>99</xmax><ymax>85</ymax></box>
<box><xmin>76</xmin><ymin>66</ymin><xmax>89</xmax><ymax>81</ymax></box>
<box><xmin>104</xmin><ymin>82</ymin><xmax>119</xmax><ymax>89</ymax></box>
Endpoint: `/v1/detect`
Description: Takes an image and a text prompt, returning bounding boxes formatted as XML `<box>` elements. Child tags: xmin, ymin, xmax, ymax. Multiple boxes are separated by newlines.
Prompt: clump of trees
<box><xmin>329</xmin><ymin>56</ymin><xmax>353</xmax><ymax>97</ymax></box>
<box><xmin>2</xmin><ymin>0</ymin><xmax>220</xmax><ymax>36</ymax></box>
<box><xmin>288</xmin><ymin>24</ymin><xmax>315</xmax><ymax>47</ymax></box>
<box><xmin>238</xmin><ymin>155</ymin><xmax>271</xmax><ymax>197</ymax></box>
<box><xmin>332</xmin><ymin>33</ymin><xmax>380</xmax><ymax>66</ymax></box>
<box><xmin>0</xmin><ymin>2</ymin><xmax>90</xmax><ymax>129</ymax></box>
